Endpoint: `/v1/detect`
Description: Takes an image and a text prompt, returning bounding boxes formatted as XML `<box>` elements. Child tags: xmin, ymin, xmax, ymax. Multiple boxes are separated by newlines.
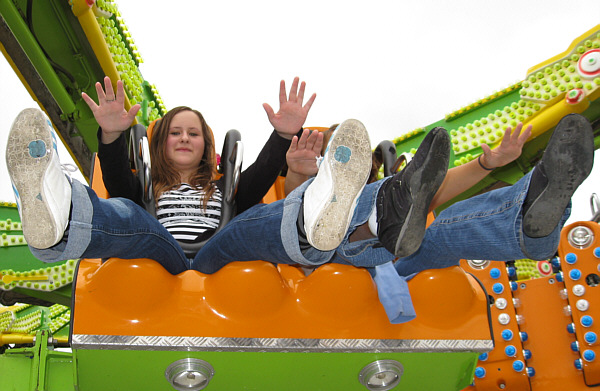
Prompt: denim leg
<box><xmin>195</xmin><ymin>177</ymin><xmax>393</xmax><ymax>272</ymax></box>
<box><xmin>394</xmin><ymin>170</ymin><xmax>570</xmax><ymax>277</ymax></box>
<box><xmin>192</xmin><ymin>179</ymin><xmax>336</xmax><ymax>274</ymax></box>
<box><xmin>192</xmin><ymin>178</ymin><xmax>394</xmax><ymax>274</ymax></box>
<box><xmin>30</xmin><ymin>179</ymin><xmax>189</xmax><ymax>275</ymax></box>
<box><xmin>328</xmin><ymin>178</ymin><xmax>398</xmax><ymax>267</ymax></box>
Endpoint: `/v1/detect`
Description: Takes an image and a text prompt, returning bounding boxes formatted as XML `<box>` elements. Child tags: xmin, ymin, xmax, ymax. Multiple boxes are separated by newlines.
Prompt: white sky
<box><xmin>1</xmin><ymin>0</ymin><xmax>599</xmax><ymax>224</ymax></box>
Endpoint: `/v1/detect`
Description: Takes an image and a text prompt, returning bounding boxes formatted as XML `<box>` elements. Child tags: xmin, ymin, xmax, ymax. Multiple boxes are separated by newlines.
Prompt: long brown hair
<box><xmin>150</xmin><ymin>106</ymin><xmax>217</xmax><ymax>209</ymax></box>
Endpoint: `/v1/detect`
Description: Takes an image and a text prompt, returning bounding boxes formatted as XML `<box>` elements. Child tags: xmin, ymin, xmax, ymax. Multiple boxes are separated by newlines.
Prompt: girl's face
<box><xmin>165</xmin><ymin>110</ymin><xmax>205</xmax><ymax>178</ymax></box>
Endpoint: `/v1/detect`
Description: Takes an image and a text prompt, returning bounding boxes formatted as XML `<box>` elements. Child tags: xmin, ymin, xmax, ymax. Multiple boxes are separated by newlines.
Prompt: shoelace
<box><xmin>61</xmin><ymin>163</ymin><xmax>79</xmax><ymax>183</ymax></box>
<box><xmin>315</xmin><ymin>156</ymin><xmax>323</xmax><ymax>168</ymax></box>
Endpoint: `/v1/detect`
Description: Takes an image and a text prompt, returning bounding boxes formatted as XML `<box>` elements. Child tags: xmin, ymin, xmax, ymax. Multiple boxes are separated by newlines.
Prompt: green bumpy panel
<box><xmin>94</xmin><ymin>0</ymin><xmax>166</xmax><ymax>122</ymax></box>
<box><xmin>1</xmin><ymin>203</ymin><xmax>76</xmax><ymax>296</ymax></box>
<box><xmin>1</xmin><ymin>303</ymin><xmax>70</xmax><ymax>335</ymax></box>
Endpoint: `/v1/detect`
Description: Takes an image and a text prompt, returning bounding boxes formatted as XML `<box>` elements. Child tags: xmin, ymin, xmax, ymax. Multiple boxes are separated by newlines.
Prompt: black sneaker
<box><xmin>523</xmin><ymin>113</ymin><xmax>594</xmax><ymax>237</ymax></box>
<box><xmin>376</xmin><ymin>127</ymin><xmax>450</xmax><ymax>257</ymax></box>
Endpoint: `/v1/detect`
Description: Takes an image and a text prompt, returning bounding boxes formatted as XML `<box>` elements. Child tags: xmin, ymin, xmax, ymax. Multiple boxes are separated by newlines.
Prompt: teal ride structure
<box><xmin>1</xmin><ymin>0</ymin><xmax>600</xmax><ymax>389</ymax></box>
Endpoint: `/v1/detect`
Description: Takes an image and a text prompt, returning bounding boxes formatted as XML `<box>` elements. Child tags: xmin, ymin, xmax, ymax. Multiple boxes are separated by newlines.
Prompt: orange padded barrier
<box><xmin>73</xmin><ymin>258</ymin><xmax>491</xmax><ymax>340</ymax></box>
<box><xmin>82</xmin><ymin>128</ymin><xmax>490</xmax><ymax>342</ymax></box>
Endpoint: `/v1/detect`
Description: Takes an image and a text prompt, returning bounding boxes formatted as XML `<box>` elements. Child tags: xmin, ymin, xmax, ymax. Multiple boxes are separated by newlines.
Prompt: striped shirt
<box><xmin>156</xmin><ymin>183</ymin><xmax>222</xmax><ymax>243</ymax></box>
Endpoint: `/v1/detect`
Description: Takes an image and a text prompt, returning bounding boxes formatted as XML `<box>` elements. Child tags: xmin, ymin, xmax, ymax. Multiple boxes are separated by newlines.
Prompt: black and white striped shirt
<box><xmin>156</xmin><ymin>184</ymin><xmax>222</xmax><ymax>243</ymax></box>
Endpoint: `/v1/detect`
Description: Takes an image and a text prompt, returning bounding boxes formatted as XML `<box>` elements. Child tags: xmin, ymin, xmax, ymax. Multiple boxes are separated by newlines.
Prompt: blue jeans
<box><xmin>375</xmin><ymin>169</ymin><xmax>568</xmax><ymax>324</ymax></box>
<box><xmin>192</xmin><ymin>178</ymin><xmax>392</xmax><ymax>273</ymax></box>
<box><xmin>30</xmin><ymin>180</ymin><xmax>190</xmax><ymax>275</ymax></box>
<box><xmin>394</xmin><ymin>169</ymin><xmax>569</xmax><ymax>276</ymax></box>
<box><xmin>31</xmin><ymin>169</ymin><xmax>568</xmax><ymax>323</ymax></box>
<box><xmin>31</xmin><ymin>178</ymin><xmax>392</xmax><ymax>274</ymax></box>
<box><xmin>31</xmin><ymin>169</ymin><xmax>568</xmax><ymax>275</ymax></box>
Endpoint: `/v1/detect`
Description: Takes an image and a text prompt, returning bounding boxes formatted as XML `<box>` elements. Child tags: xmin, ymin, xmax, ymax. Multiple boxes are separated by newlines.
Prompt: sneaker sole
<box><xmin>6</xmin><ymin>109</ymin><xmax>62</xmax><ymax>248</ymax></box>
<box><xmin>523</xmin><ymin>114</ymin><xmax>594</xmax><ymax>237</ymax></box>
<box><xmin>394</xmin><ymin>129</ymin><xmax>450</xmax><ymax>257</ymax></box>
<box><xmin>306</xmin><ymin>119</ymin><xmax>372</xmax><ymax>251</ymax></box>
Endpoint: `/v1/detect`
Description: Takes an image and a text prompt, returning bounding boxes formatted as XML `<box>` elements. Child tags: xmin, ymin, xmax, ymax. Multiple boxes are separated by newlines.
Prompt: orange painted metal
<box><xmin>557</xmin><ymin>221</ymin><xmax>600</xmax><ymax>387</ymax></box>
<box><xmin>261</xmin><ymin>176</ymin><xmax>286</xmax><ymax>204</ymax></box>
<box><xmin>514</xmin><ymin>276</ymin><xmax>585</xmax><ymax>390</ymax></box>
<box><xmin>89</xmin><ymin>155</ymin><xmax>109</xmax><ymax>199</ymax></box>
<box><xmin>462</xmin><ymin>259</ymin><xmax>532</xmax><ymax>391</ymax></box>
<box><xmin>462</xmin><ymin>221</ymin><xmax>600</xmax><ymax>390</ymax></box>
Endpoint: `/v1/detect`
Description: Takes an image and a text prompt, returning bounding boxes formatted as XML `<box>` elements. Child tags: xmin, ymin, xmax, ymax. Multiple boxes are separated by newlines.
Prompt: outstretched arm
<box><xmin>81</xmin><ymin>76</ymin><xmax>141</xmax><ymax>144</ymax></box>
<box><xmin>235</xmin><ymin>78</ymin><xmax>316</xmax><ymax>212</ymax></box>
<box><xmin>429</xmin><ymin>123</ymin><xmax>532</xmax><ymax>211</ymax></box>
<box><xmin>263</xmin><ymin>77</ymin><xmax>316</xmax><ymax>140</ymax></box>
<box><xmin>284</xmin><ymin>129</ymin><xmax>324</xmax><ymax>195</ymax></box>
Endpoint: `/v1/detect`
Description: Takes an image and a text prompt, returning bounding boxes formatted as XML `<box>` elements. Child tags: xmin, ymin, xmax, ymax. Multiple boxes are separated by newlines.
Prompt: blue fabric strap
<box><xmin>373</xmin><ymin>262</ymin><xmax>416</xmax><ymax>324</ymax></box>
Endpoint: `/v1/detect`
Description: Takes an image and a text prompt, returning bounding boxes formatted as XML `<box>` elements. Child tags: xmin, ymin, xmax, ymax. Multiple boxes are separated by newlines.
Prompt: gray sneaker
<box><xmin>6</xmin><ymin>108</ymin><xmax>72</xmax><ymax>249</ymax></box>
<box><xmin>523</xmin><ymin>113</ymin><xmax>594</xmax><ymax>237</ymax></box>
<box><xmin>376</xmin><ymin>127</ymin><xmax>450</xmax><ymax>257</ymax></box>
<box><xmin>303</xmin><ymin>119</ymin><xmax>372</xmax><ymax>251</ymax></box>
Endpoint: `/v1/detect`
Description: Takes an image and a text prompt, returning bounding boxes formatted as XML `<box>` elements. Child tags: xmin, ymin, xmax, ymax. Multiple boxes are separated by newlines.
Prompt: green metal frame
<box><xmin>394</xmin><ymin>91</ymin><xmax>600</xmax><ymax>213</ymax></box>
<box><xmin>74</xmin><ymin>349</ymin><xmax>478</xmax><ymax>390</ymax></box>
<box><xmin>0</xmin><ymin>0</ymin><xmax>165</xmax><ymax>179</ymax></box>
<box><xmin>0</xmin><ymin>330</ymin><xmax>74</xmax><ymax>391</ymax></box>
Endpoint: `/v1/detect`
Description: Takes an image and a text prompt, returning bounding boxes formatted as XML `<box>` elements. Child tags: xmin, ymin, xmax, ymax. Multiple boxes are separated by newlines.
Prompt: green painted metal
<box><xmin>74</xmin><ymin>349</ymin><xmax>478</xmax><ymax>390</ymax></box>
<box><xmin>0</xmin><ymin>330</ymin><xmax>74</xmax><ymax>391</ymax></box>
<box><xmin>1</xmin><ymin>203</ymin><xmax>74</xmax><ymax>307</ymax></box>
<box><xmin>1</xmin><ymin>203</ymin><xmax>68</xmax><ymax>271</ymax></box>
<box><xmin>11</xmin><ymin>285</ymin><xmax>72</xmax><ymax>307</ymax></box>
<box><xmin>394</xmin><ymin>83</ymin><xmax>600</xmax><ymax>213</ymax></box>
<box><xmin>0</xmin><ymin>0</ymin><xmax>166</xmax><ymax>178</ymax></box>
<box><xmin>0</xmin><ymin>0</ymin><xmax>78</xmax><ymax>116</ymax></box>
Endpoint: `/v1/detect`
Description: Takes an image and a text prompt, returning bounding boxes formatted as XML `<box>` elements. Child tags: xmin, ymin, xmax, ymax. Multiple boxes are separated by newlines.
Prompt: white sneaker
<box><xmin>303</xmin><ymin>119</ymin><xmax>371</xmax><ymax>251</ymax></box>
<box><xmin>6</xmin><ymin>108</ymin><xmax>72</xmax><ymax>249</ymax></box>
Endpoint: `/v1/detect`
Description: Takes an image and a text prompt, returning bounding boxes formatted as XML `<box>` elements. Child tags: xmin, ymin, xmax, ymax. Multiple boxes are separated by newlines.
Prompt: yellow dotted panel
<box><xmin>1</xmin><ymin>304</ymin><xmax>70</xmax><ymax>336</ymax></box>
<box><xmin>8</xmin><ymin>310</ymin><xmax>41</xmax><ymax>334</ymax></box>
<box><xmin>94</xmin><ymin>0</ymin><xmax>166</xmax><ymax>120</ymax></box>
<box><xmin>450</xmin><ymin>30</ymin><xmax>600</xmax><ymax>163</ymax></box>
<box><xmin>449</xmin><ymin>97</ymin><xmax>542</xmax><ymax>160</ymax></box>
<box><xmin>392</xmin><ymin>128</ymin><xmax>426</xmax><ymax>145</ymax></box>
<box><xmin>0</xmin><ymin>259</ymin><xmax>77</xmax><ymax>292</ymax></box>
<box><xmin>520</xmin><ymin>34</ymin><xmax>600</xmax><ymax>105</ymax></box>
<box><xmin>0</xmin><ymin>219</ymin><xmax>21</xmax><ymax>232</ymax></box>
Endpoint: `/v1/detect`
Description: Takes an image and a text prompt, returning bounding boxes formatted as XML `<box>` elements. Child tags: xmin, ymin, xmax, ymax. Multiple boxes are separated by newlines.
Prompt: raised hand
<box><xmin>479</xmin><ymin>123</ymin><xmax>532</xmax><ymax>169</ymax></box>
<box><xmin>286</xmin><ymin>129</ymin><xmax>324</xmax><ymax>176</ymax></box>
<box><xmin>283</xmin><ymin>129</ymin><xmax>324</xmax><ymax>195</ymax></box>
<box><xmin>81</xmin><ymin>76</ymin><xmax>141</xmax><ymax>144</ymax></box>
<box><xmin>430</xmin><ymin>123</ymin><xmax>532</xmax><ymax>210</ymax></box>
<box><xmin>263</xmin><ymin>77</ymin><xmax>316</xmax><ymax>139</ymax></box>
